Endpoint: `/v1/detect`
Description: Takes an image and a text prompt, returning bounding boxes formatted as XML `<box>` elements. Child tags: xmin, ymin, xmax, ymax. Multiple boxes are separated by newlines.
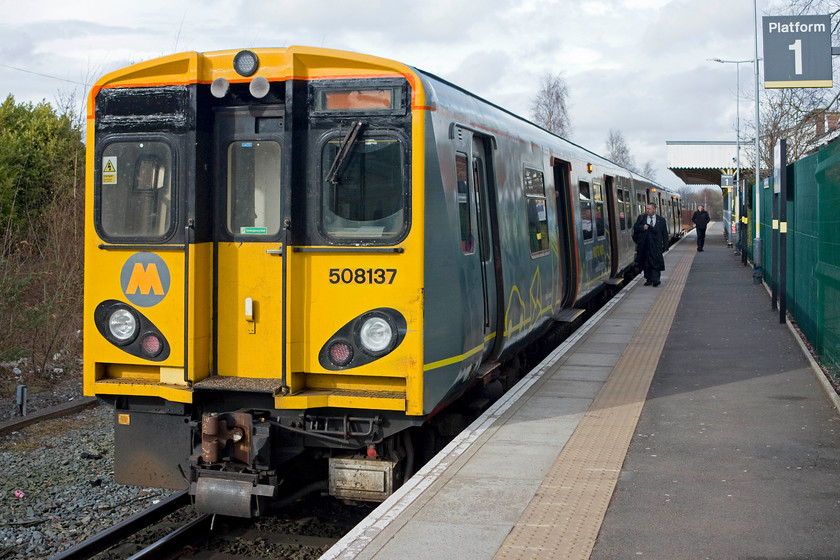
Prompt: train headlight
<box><xmin>249</xmin><ymin>76</ymin><xmax>270</xmax><ymax>99</ymax></box>
<box><xmin>210</xmin><ymin>77</ymin><xmax>230</xmax><ymax>98</ymax></box>
<box><xmin>108</xmin><ymin>309</ymin><xmax>137</xmax><ymax>344</ymax></box>
<box><xmin>357</xmin><ymin>315</ymin><xmax>395</xmax><ymax>355</ymax></box>
<box><xmin>233</xmin><ymin>50</ymin><xmax>259</xmax><ymax>77</ymax></box>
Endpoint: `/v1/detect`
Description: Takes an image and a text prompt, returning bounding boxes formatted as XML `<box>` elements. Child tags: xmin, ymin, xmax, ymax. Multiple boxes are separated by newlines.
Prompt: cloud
<box><xmin>0</xmin><ymin>0</ymin><xmax>790</xmax><ymax>187</ymax></box>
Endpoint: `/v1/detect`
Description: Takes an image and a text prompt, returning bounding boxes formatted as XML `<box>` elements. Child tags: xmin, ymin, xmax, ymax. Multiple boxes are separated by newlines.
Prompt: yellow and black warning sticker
<box><xmin>103</xmin><ymin>156</ymin><xmax>117</xmax><ymax>185</ymax></box>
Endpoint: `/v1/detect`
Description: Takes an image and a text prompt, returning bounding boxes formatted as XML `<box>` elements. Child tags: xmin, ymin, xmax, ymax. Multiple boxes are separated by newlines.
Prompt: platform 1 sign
<box><xmin>763</xmin><ymin>15</ymin><xmax>832</xmax><ymax>88</ymax></box>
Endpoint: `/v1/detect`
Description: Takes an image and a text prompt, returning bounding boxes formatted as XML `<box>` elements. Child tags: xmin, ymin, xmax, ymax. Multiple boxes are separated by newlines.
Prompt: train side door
<box><xmin>604</xmin><ymin>176</ymin><xmax>620</xmax><ymax>277</ymax></box>
<box><xmin>213</xmin><ymin>106</ymin><xmax>287</xmax><ymax>378</ymax></box>
<box><xmin>553</xmin><ymin>159</ymin><xmax>576</xmax><ymax>306</ymax></box>
<box><xmin>471</xmin><ymin>136</ymin><xmax>499</xmax><ymax>355</ymax></box>
<box><xmin>593</xmin><ymin>180</ymin><xmax>610</xmax><ymax>276</ymax></box>
<box><xmin>455</xmin><ymin>131</ymin><xmax>499</xmax><ymax>364</ymax></box>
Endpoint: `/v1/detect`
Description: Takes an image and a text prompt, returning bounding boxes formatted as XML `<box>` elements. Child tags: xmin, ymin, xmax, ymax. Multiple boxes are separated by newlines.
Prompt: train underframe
<box><xmin>108</xmin><ymin>391</ymin><xmax>434</xmax><ymax>517</ymax></box>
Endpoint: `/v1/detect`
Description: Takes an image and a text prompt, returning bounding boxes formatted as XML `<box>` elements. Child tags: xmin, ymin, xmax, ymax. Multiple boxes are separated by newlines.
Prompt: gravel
<box><xmin>0</xmin><ymin>403</ymin><xmax>172</xmax><ymax>559</ymax></box>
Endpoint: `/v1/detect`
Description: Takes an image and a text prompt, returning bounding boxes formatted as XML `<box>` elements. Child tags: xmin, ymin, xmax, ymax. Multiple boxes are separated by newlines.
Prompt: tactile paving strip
<box><xmin>495</xmin><ymin>250</ymin><xmax>696</xmax><ymax>560</ymax></box>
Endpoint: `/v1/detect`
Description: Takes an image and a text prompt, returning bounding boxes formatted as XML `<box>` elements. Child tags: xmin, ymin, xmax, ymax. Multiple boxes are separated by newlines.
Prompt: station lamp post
<box><xmin>752</xmin><ymin>0</ymin><xmax>761</xmax><ymax>281</ymax></box>
<box><xmin>709</xmin><ymin>58</ymin><xmax>752</xmax><ymax>253</ymax></box>
<box><xmin>709</xmin><ymin>57</ymin><xmax>761</xmax><ymax>264</ymax></box>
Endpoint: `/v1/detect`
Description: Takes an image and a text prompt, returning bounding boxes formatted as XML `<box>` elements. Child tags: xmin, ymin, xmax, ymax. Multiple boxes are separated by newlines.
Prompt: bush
<box><xmin>0</xmin><ymin>95</ymin><xmax>84</xmax><ymax>388</ymax></box>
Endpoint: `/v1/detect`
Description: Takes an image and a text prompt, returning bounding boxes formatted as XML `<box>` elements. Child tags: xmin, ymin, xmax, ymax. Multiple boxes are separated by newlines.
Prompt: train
<box><xmin>83</xmin><ymin>46</ymin><xmax>685</xmax><ymax>517</ymax></box>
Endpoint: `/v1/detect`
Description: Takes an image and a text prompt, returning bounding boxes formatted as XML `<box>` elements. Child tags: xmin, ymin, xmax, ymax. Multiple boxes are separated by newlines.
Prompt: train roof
<box><xmin>89</xmin><ymin>45</ymin><xmax>677</xmax><ymax>198</ymax></box>
<box><xmin>410</xmin><ymin>66</ymin><xmax>674</xmax><ymax>195</ymax></box>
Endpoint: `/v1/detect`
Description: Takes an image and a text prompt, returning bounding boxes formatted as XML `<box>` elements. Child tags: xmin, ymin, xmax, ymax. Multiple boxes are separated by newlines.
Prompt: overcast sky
<box><xmin>1</xmin><ymin>0</ymin><xmax>793</xmax><ymax>188</ymax></box>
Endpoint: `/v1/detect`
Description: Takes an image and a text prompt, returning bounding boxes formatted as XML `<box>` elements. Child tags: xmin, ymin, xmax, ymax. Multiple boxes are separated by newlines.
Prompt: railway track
<box><xmin>48</xmin><ymin>489</ymin><xmax>371</xmax><ymax>560</ymax></box>
<box><xmin>49</xmin><ymin>491</ymin><xmax>194</xmax><ymax>559</ymax></box>
<box><xmin>0</xmin><ymin>397</ymin><xmax>98</xmax><ymax>436</ymax></box>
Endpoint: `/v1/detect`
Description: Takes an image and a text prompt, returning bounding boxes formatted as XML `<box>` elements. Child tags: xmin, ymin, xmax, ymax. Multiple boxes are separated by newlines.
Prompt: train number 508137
<box><xmin>329</xmin><ymin>268</ymin><xmax>397</xmax><ymax>285</ymax></box>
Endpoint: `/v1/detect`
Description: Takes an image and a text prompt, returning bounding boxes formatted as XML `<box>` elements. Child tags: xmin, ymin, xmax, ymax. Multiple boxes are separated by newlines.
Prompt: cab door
<box><xmin>214</xmin><ymin>106</ymin><xmax>287</xmax><ymax>379</ymax></box>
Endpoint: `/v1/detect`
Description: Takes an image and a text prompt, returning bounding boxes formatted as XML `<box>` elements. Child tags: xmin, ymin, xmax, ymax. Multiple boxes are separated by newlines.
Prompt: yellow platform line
<box><xmin>495</xmin><ymin>249</ymin><xmax>696</xmax><ymax>560</ymax></box>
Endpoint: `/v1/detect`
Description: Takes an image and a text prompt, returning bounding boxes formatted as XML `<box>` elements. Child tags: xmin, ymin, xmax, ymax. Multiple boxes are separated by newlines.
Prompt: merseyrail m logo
<box><xmin>120</xmin><ymin>253</ymin><xmax>170</xmax><ymax>307</ymax></box>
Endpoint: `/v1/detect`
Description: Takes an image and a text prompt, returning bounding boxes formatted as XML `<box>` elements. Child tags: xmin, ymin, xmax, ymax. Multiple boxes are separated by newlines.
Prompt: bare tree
<box><xmin>606</xmin><ymin>129</ymin><xmax>637</xmax><ymax>171</ymax></box>
<box><xmin>531</xmin><ymin>72</ymin><xmax>572</xmax><ymax>137</ymax></box>
<box><xmin>788</xmin><ymin>0</ymin><xmax>839</xmax><ymax>26</ymax></box>
<box><xmin>604</xmin><ymin>130</ymin><xmax>657</xmax><ymax>178</ymax></box>
<box><xmin>742</xmin><ymin>85</ymin><xmax>837</xmax><ymax>173</ymax></box>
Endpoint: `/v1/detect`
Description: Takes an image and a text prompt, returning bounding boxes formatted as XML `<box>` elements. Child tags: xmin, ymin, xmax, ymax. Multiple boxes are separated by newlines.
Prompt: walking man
<box><xmin>692</xmin><ymin>205</ymin><xmax>711</xmax><ymax>251</ymax></box>
<box><xmin>633</xmin><ymin>203</ymin><xmax>668</xmax><ymax>287</ymax></box>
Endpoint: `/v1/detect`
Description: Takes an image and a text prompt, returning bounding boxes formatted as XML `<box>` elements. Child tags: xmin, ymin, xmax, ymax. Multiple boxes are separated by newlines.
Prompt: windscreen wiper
<box><xmin>325</xmin><ymin>120</ymin><xmax>365</xmax><ymax>185</ymax></box>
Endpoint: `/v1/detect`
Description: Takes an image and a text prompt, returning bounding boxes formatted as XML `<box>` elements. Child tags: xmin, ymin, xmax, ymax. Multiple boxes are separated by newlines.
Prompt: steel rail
<box><xmin>49</xmin><ymin>490</ymin><xmax>191</xmax><ymax>560</ymax></box>
<box><xmin>0</xmin><ymin>397</ymin><xmax>98</xmax><ymax>436</ymax></box>
<box><xmin>125</xmin><ymin>513</ymin><xmax>213</xmax><ymax>560</ymax></box>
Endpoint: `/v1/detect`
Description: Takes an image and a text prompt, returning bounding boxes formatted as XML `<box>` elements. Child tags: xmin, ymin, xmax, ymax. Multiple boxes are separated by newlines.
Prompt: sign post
<box><xmin>721</xmin><ymin>174</ymin><xmax>735</xmax><ymax>248</ymax></box>
<box><xmin>774</xmin><ymin>140</ymin><xmax>788</xmax><ymax>324</ymax></box>
<box><xmin>770</xmin><ymin>140</ymin><xmax>788</xmax><ymax>323</ymax></box>
<box><xmin>763</xmin><ymin>15</ymin><xmax>832</xmax><ymax>88</ymax></box>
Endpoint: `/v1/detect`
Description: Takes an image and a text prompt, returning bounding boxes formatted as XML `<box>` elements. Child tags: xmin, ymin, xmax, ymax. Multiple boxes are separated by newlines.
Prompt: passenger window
<box><xmin>524</xmin><ymin>167</ymin><xmax>549</xmax><ymax>257</ymax></box>
<box><xmin>456</xmin><ymin>153</ymin><xmax>474</xmax><ymax>254</ymax></box>
<box><xmin>579</xmin><ymin>181</ymin><xmax>592</xmax><ymax>241</ymax></box>
<box><xmin>592</xmin><ymin>183</ymin><xmax>605</xmax><ymax>238</ymax></box>
<box><xmin>624</xmin><ymin>191</ymin><xmax>632</xmax><ymax>230</ymax></box>
<box><xmin>617</xmin><ymin>189</ymin><xmax>626</xmax><ymax>230</ymax></box>
<box><xmin>595</xmin><ymin>202</ymin><xmax>605</xmax><ymax>237</ymax></box>
<box><xmin>99</xmin><ymin>140</ymin><xmax>174</xmax><ymax>239</ymax></box>
<box><xmin>473</xmin><ymin>156</ymin><xmax>491</xmax><ymax>263</ymax></box>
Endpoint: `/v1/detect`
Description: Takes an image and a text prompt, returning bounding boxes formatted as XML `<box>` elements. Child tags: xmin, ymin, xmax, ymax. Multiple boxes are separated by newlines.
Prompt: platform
<box><xmin>322</xmin><ymin>223</ymin><xmax>840</xmax><ymax>560</ymax></box>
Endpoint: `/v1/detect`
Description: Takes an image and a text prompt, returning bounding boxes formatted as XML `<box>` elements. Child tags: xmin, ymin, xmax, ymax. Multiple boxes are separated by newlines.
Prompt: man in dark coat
<box><xmin>692</xmin><ymin>205</ymin><xmax>711</xmax><ymax>251</ymax></box>
<box><xmin>633</xmin><ymin>203</ymin><xmax>668</xmax><ymax>287</ymax></box>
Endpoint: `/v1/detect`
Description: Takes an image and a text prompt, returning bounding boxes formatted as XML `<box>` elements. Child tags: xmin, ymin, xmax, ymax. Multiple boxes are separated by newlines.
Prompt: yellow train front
<box><xmin>84</xmin><ymin>47</ymin><xmax>427</xmax><ymax>517</ymax></box>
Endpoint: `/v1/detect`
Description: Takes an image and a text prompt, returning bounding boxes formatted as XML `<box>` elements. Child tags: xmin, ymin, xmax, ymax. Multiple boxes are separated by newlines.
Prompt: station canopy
<box><xmin>666</xmin><ymin>141</ymin><xmax>738</xmax><ymax>185</ymax></box>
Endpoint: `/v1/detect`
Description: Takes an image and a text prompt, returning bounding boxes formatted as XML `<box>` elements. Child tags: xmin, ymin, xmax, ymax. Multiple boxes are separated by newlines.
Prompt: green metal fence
<box><xmin>754</xmin><ymin>141</ymin><xmax>840</xmax><ymax>381</ymax></box>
